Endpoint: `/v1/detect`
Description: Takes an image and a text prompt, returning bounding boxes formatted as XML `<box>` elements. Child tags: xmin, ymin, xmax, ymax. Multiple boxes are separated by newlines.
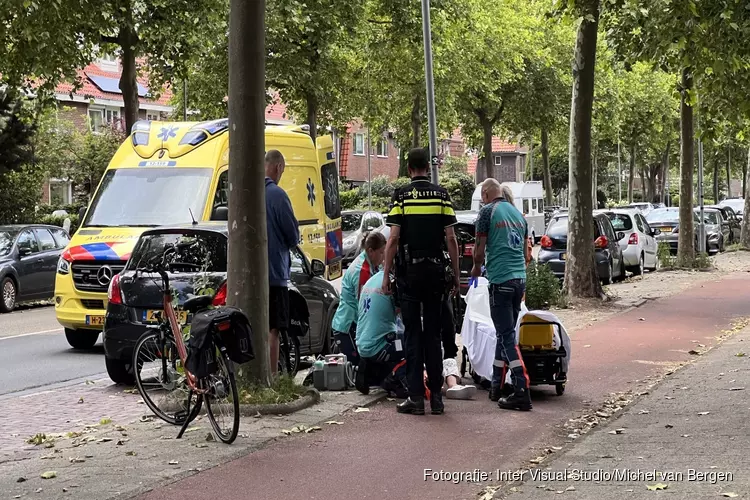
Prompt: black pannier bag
<box><xmin>215</xmin><ymin>306</ymin><xmax>255</xmax><ymax>364</ymax></box>
<box><xmin>185</xmin><ymin>311</ymin><xmax>218</xmax><ymax>379</ymax></box>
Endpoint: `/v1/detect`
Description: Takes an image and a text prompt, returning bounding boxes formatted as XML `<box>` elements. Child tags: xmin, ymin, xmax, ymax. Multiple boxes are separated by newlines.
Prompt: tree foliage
<box><xmin>0</xmin><ymin>88</ymin><xmax>36</xmax><ymax>177</ymax></box>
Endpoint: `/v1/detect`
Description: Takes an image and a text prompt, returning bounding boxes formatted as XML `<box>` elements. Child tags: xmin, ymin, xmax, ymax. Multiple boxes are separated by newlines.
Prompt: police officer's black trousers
<box><xmin>398</xmin><ymin>262</ymin><xmax>445</xmax><ymax>401</ymax></box>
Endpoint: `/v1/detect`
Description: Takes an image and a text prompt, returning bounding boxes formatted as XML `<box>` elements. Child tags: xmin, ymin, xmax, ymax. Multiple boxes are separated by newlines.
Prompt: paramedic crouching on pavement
<box><xmin>382</xmin><ymin>148</ymin><xmax>460</xmax><ymax>416</ymax></box>
<box><xmin>471</xmin><ymin>179</ymin><xmax>532</xmax><ymax>411</ymax></box>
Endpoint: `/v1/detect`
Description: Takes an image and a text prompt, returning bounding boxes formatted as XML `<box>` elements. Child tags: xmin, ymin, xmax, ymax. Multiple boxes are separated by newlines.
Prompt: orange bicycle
<box><xmin>132</xmin><ymin>244</ymin><xmax>239</xmax><ymax>443</ymax></box>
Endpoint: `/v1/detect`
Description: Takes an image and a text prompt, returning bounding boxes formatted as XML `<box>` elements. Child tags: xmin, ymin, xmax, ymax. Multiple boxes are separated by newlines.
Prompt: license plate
<box><xmin>85</xmin><ymin>315</ymin><xmax>105</xmax><ymax>326</ymax></box>
<box><xmin>327</xmin><ymin>261</ymin><xmax>342</xmax><ymax>279</ymax></box>
<box><xmin>144</xmin><ymin>310</ymin><xmax>188</xmax><ymax>324</ymax></box>
<box><xmin>560</xmin><ymin>253</ymin><xmax>566</xmax><ymax>261</ymax></box>
<box><xmin>660</xmin><ymin>227</ymin><xmax>672</xmax><ymax>233</ymax></box>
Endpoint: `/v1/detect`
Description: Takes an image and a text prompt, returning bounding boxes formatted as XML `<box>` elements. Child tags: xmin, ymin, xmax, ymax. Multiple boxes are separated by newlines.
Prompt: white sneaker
<box><xmin>446</xmin><ymin>384</ymin><xmax>477</xmax><ymax>400</ymax></box>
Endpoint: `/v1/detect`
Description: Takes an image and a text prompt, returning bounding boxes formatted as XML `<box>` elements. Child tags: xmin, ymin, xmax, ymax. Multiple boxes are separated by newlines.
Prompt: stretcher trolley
<box><xmin>517</xmin><ymin>313</ymin><xmax>568</xmax><ymax>395</ymax></box>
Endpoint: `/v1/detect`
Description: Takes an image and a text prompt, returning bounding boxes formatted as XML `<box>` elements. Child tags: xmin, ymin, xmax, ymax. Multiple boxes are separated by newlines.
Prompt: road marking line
<box><xmin>0</xmin><ymin>328</ymin><xmax>62</xmax><ymax>340</ymax></box>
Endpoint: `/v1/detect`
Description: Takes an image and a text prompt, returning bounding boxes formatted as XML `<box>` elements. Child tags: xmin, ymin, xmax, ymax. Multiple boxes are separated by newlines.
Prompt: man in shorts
<box><xmin>265</xmin><ymin>150</ymin><xmax>299</xmax><ymax>374</ymax></box>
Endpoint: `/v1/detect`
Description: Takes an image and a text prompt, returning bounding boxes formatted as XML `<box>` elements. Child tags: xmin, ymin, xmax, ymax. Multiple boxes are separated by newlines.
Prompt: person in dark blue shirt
<box><xmin>265</xmin><ymin>150</ymin><xmax>299</xmax><ymax>374</ymax></box>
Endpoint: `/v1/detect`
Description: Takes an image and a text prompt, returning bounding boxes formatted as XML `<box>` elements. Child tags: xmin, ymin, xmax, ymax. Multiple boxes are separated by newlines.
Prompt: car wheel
<box><xmin>65</xmin><ymin>328</ymin><xmax>99</xmax><ymax>350</ymax></box>
<box><xmin>105</xmin><ymin>356</ymin><xmax>136</xmax><ymax>385</ymax></box>
<box><xmin>719</xmin><ymin>236</ymin><xmax>726</xmax><ymax>253</ymax></box>
<box><xmin>632</xmin><ymin>254</ymin><xmax>644</xmax><ymax>276</ymax></box>
<box><xmin>0</xmin><ymin>276</ymin><xmax>17</xmax><ymax>313</ymax></box>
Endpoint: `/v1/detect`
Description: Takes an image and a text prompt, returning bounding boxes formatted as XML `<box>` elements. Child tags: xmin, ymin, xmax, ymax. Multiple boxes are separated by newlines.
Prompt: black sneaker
<box><xmin>489</xmin><ymin>385</ymin><xmax>502</xmax><ymax>402</ymax></box>
<box><xmin>498</xmin><ymin>389</ymin><xmax>532</xmax><ymax>411</ymax></box>
<box><xmin>396</xmin><ymin>397</ymin><xmax>425</xmax><ymax>415</ymax></box>
<box><xmin>430</xmin><ymin>394</ymin><xmax>445</xmax><ymax>415</ymax></box>
<box><xmin>355</xmin><ymin>360</ymin><xmax>369</xmax><ymax>395</ymax></box>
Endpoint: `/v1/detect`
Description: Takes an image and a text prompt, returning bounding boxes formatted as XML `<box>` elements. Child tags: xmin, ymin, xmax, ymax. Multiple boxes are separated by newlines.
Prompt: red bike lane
<box><xmin>140</xmin><ymin>274</ymin><xmax>750</xmax><ymax>500</ymax></box>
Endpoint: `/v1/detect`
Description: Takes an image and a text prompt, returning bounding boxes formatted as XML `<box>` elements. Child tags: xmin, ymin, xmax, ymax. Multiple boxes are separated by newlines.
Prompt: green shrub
<box><xmin>525</xmin><ymin>261</ymin><xmax>561</xmax><ymax>310</ymax></box>
<box><xmin>392</xmin><ymin>177</ymin><xmax>410</xmax><ymax>190</ymax></box>
<box><xmin>361</xmin><ymin>175</ymin><xmax>394</xmax><ymax>199</ymax></box>
<box><xmin>38</xmin><ymin>214</ymin><xmax>80</xmax><ymax>234</ymax></box>
<box><xmin>356</xmin><ymin>195</ymin><xmax>391</xmax><ymax>213</ymax></box>
<box><xmin>441</xmin><ymin>170</ymin><xmax>475</xmax><ymax>210</ymax></box>
<box><xmin>657</xmin><ymin>242</ymin><xmax>675</xmax><ymax>269</ymax></box>
<box><xmin>340</xmin><ymin>188</ymin><xmax>361</xmax><ymax>210</ymax></box>
<box><xmin>671</xmin><ymin>194</ymin><xmax>680</xmax><ymax>207</ymax></box>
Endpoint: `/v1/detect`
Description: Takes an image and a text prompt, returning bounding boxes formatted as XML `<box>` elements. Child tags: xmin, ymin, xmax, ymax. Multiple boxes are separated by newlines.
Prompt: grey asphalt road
<box><xmin>0</xmin><ymin>305</ymin><xmax>107</xmax><ymax>396</ymax></box>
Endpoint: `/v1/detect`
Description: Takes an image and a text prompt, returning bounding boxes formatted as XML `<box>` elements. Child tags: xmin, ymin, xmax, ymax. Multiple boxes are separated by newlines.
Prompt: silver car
<box><xmin>341</xmin><ymin>210</ymin><xmax>385</xmax><ymax>267</ymax></box>
<box><xmin>646</xmin><ymin>207</ymin><xmax>728</xmax><ymax>254</ymax></box>
<box><xmin>595</xmin><ymin>209</ymin><xmax>658</xmax><ymax>274</ymax></box>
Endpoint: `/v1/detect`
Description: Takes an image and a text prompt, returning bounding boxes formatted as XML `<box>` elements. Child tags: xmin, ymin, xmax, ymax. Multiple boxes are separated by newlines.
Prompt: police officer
<box><xmin>382</xmin><ymin>148</ymin><xmax>460</xmax><ymax>416</ymax></box>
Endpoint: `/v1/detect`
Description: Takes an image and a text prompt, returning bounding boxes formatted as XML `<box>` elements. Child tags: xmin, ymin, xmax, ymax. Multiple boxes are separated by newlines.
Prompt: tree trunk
<box><xmin>640</xmin><ymin>166</ymin><xmax>647</xmax><ymax>201</ymax></box>
<box><xmin>713</xmin><ymin>154</ymin><xmax>720</xmax><ymax>203</ymax></box>
<box><xmin>563</xmin><ymin>0</ymin><xmax>602</xmax><ymax>299</ymax></box>
<box><xmin>118</xmin><ymin>26</ymin><xmax>140</xmax><ymax>135</ymax></box>
<box><xmin>228</xmin><ymin>0</ymin><xmax>272</xmax><ymax>384</ymax></box>
<box><xmin>741</xmin><ymin>147</ymin><xmax>750</xmax><ymax>248</ymax></box>
<box><xmin>659</xmin><ymin>141</ymin><xmax>670</xmax><ymax>203</ymax></box>
<box><xmin>306</xmin><ymin>94</ymin><xmax>317</xmax><ymax>143</ymax></box>
<box><xmin>411</xmin><ymin>93</ymin><xmax>421</xmax><ymax>149</ymax></box>
<box><xmin>628</xmin><ymin>145</ymin><xmax>635</xmax><ymax>203</ymax></box>
<box><xmin>677</xmin><ymin>68</ymin><xmax>695</xmax><ymax>264</ymax></box>
<box><xmin>541</xmin><ymin>128</ymin><xmax>552</xmax><ymax>205</ymax></box>
<box><xmin>726</xmin><ymin>145</ymin><xmax>732</xmax><ymax>199</ymax></box>
<box><xmin>480</xmin><ymin>119</ymin><xmax>493</xmax><ymax>183</ymax></box>
<box><xmin>592</xmin><ymin>146</ymin><xmax>598</xmax><ymax>207</ymax></box>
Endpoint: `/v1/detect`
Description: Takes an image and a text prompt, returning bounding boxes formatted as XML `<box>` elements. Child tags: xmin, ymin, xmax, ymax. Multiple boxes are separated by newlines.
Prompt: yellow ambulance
<box><xmin>55</xmin><ymin>119</ymin><xmax>342</xmax><ymax>349</ymax></box>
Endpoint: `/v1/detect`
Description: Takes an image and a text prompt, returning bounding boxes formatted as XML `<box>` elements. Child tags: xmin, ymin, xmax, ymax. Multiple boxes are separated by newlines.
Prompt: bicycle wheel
<box><xmin>277</xmin><ymin>332</ymin><xmax>300</xmax><ymax>375</ymax></box>
<box><xmin>133</xmin><ymin>330</ymin><xmax>199</xmax><ymax>426</ymax></box>
<box><xmin>203</xmin><ymin>349</ymin><xmax>239</xmax><ymax>444</ymax></box>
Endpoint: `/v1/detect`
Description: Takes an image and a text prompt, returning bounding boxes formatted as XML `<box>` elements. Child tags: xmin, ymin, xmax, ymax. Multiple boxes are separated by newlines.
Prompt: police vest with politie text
<box><xmin>386</xmin><ymin>176</ymin><xmax>457</xmax><ymax>292</ymax></box>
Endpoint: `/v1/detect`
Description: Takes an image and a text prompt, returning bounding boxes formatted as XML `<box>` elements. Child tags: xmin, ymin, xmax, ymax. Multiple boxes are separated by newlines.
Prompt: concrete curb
<box><xmin>238</xmin><ymin>387</ymin><xmax>321</xmax><ymax>416</ymax></box>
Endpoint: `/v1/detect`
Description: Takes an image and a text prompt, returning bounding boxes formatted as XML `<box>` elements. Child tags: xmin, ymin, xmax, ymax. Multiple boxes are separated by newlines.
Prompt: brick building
<box><xmin>467</xmin><ymin>137</ymin><xmax>528</xmax><ymax>183</ymax></box>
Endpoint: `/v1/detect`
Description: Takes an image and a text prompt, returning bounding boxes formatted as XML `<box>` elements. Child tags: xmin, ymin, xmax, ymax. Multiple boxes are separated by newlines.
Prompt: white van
<box><xmin>471</xmin><ymin>181</ymin><xmax>545</xmax><ymax>243</ymax></box>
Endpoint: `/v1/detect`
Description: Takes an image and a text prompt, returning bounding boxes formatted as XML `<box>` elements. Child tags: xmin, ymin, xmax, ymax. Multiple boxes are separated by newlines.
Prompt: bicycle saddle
<box><xmin>183</xmin><ymin>295</ymin><xmax>213</xmax><ymax>313</ymax></box>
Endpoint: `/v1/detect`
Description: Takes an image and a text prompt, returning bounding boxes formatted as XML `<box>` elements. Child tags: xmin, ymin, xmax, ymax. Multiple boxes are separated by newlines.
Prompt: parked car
<box><xmin>718</xmin><ymin>197</ymin><xmax>745</xmax><ymax>220</ymax></box>
<box><xmin>538</xmin><ymin>213</ymin><xmax>626</xmax><ymax>284</ymax></box>
<box><xmin>341</xmin><ymin>210</ymin><xmax>385</xmax><ymax>267</ymax></box>
<box><xmin>0</xmin><ymin>224</ymin><xmax>70</xmax><ymax>313</ymax></box>
<box><xmin>624</xmin><ymin>202</ymin><xmax>655</xmax><ymax>216</ymax></box>
<box><xmin>646</xmin><ymin>207</ymin><xmax>728</xmax><ymax>254</ymax></box>
<box><xmin>707</xmin><ymin>205</ymin><xmax>741</xmax><ymax>244</ymax></box>
<box><xmin>102</xmin><ymin>223</ymin><xmax>339</xmax><ymax>384</ymax></box>
<box><xmin>595</xmin><ymin>209</ymin><xmax>658</xmax><ymax>275</ymax></box>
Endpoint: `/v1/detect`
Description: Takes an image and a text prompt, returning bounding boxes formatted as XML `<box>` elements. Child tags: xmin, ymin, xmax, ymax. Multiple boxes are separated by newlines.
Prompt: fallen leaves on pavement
<box><xmin>646</xmin><ymin>483</ymin><xmax>668</xmax><ymax>491</ymax></box>
<box><xmin>40</xmin><ymin>471</ymin><xmax>57</xmax><ymax>479</ymax></box>
<box><xmin>353</xmin><ymin>407</ymin><xmax>370</xmax><ymax>413</ymax></box>
<box><xmin>721</xmin><ymin>493</ymin><xmax>739</xmax><ymax>498</ymax></box>
<box><xmin>324</xmin><ymin>421</ymin><xmax>344</xmax><ymax>425</ymax></box>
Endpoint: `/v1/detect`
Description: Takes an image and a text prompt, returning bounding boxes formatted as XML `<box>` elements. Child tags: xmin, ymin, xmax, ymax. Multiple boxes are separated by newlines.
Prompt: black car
<box><xmin>0</xmin><ymin>224</ymin><xmax>70</xmax><ymax>313</ymax></box>
<box><xmin>538</xmin><ymin>213</ymin><xmax>626</xmax><ymax>284</ymax></box>
<box><xmin>708</xmin><ymin>205</ymin><xmax>741</xmax><ymax>245</ymax></box>
<box><xmin>102</xmin><ymin>223</ymin><xmax>340</xmax><ymax>384</ymax></box>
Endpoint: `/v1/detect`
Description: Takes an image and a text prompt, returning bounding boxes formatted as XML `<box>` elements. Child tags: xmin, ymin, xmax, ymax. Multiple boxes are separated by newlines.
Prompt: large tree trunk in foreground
<box><xmin>480</xmin><ymin>119</ymin><xmax>493</xmax><ymax>182</ymax></box>
<box><xmin>713</xmin><ymin>154</ymin><xmax>720</xmax><ymax>203</ymax></box>
<box><xmin>628</xmin><ymin>145</ymin><xmax>635</xmax><ymax>203</ymax></box>
<box><xmin>118</xmin><ymin>26</ymin><xmax>140</xmax><ymax>134</ymax></box>
<box><xmin>677</xmin><ymin>68</ymin><xmax>695</xmax><ymax>264</ymax></box>
<box><xmin>563</xmin><ymin>0</ymin><xmax>602</xmax><ymax>298</ymax></box>
<box><xmin>228</xmin><ymin>0</ymin><xmax>271</xmax><ymax>384</ymax></box>
<box><xmin>541</xmin><ymin>127</ymin><xmax>552</xmax><ymax>205</ymax></box>
<box><xmin>306</xmin><ymin>94</ymin><xmax>318</xmax><ymax>143</ymax></box>
<box><xmin>741</xmin><ymin>147</ymin><xmax>750</xmax><ymax>248</ymax></box>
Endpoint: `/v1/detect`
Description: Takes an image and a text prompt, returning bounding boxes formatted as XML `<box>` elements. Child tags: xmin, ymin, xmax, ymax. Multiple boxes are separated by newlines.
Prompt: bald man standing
<box><xmin>471</xmin><ymin>178</ymin><xmax>532</xmax><ymax>411</ymax></box>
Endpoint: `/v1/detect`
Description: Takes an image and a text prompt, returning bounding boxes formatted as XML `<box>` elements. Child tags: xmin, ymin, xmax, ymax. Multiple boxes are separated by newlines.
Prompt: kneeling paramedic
<box><xmin>382</xmin><ymin>148</ymin><xmax>460</xmax><ymax>416</ymax></box>
<box><xmin>354</xmin><ymin>270</ymin><xmax>407</xmax><ymax>397</ymax></box>
<box><xmin>331</xmin><ymin>232</ymin><xmax>387</xmax><ymax>365</ymax></box>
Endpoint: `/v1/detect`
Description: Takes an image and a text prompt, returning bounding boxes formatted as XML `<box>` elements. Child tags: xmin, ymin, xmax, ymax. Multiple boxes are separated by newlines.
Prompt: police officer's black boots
<box><xmin>430</xmin><ymin>394</ymin><xmax>444</xmax><ymax>415</ymax></box>
<box><xmin>497</xmin><ymin>388</ymin><xmax>532</xmax><ymax>411</ymax></box>
<box><xmin>397</xmin><ymin>397</ymin><xmax>425</xmax><ymax>415</ymax></box>
<box><xmin>488</xmin><ymin>384</ymin><xmax>514</xmax><ymax>402</ymax></box>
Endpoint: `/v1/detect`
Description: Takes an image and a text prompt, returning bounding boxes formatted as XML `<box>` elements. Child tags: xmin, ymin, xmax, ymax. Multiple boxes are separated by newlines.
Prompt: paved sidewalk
<box><xmin>500</xmin><ymin>324</ymin><xmax>750</xmax><ymax>499</ymax></box>
<box><xmin>137</xmin><ymin>273</ymin><xmax>750</xmax><ymax>500</ymax></box>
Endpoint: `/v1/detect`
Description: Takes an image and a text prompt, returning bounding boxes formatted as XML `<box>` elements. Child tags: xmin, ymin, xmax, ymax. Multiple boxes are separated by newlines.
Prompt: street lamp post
<box><xmin>420</xmin><ymin>0</ymin><xmax>439</xmax><ymax>184</ymax></box>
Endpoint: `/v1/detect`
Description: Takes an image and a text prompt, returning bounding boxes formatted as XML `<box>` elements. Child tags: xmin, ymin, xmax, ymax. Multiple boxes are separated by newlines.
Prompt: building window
<box><xmin>89</xmin><ymin>106</ymin><xmax>121</xmax><ymax>132</ymax></box>
<box><xmin>96</xmin><ymin>50</ymin><xmax>119</xmax><ymax>70</ymax></box>
<box><xmin>494</xmin><ymin>156</ymin><xmax>502</xmax><ymax>165</ymax></box>
<box><xmin>353</xmin><ymin>133</ymin><xmax>365</xmax><ymax>156</ymax></box>
<box><xmin>88</xmin><ymin>109</ymin><xmax>103</xmax><ymax>133</ymax></box>
<box><xmin>49</xmin><ymin>180</ymin><xmax>72</xmax><ymax>205</ymax></box>
<box><xmin>376</xmin><ymin>139</ymin><xmax>388</xmax><ymax>157</ymax></box>
<box><xmin>146</xmin><ymin>112</ymin><xmax>159</xmax><ymax>121</ymax></box>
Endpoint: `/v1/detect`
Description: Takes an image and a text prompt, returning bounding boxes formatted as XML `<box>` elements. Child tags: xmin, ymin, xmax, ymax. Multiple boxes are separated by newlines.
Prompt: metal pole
<box><xmin>420</xmin><ymin>0</ymin><xmax>439</xmax><ymax>184</ymax></box>
<box><xmin>698</xmin><ymin>139</ymin><xmax>705</xmax><ymax>253</ymax></box>
<box><xmin>366</xmin><ymin>127</ymin><xmax>372</xmax><ymax>209</ymax></box>
<box><xmin>617</xmin><ymin>140</ymin><xmax>622</xmax><ymax>203</ymax></box>
<box><xmin>183</xmin><ymin>79</ymin><xmax>188</xmax><ymax>121</ymax></box>
<box><xmin>529</xmin><ymin>140</ymin><xmax>534</xmax><ymax>180</ymax></box>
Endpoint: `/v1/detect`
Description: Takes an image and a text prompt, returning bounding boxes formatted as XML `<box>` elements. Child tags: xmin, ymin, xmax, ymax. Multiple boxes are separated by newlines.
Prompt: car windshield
<box><xmin>84</xmin><ymin>168</ymin><xmax>214</xmax><ymax>227</ymax></box>
<box><xmin>0</xmin><ymin>231</ymin><xmax>17</xmax><ymax>257</ymax></box>
<box><xmin>546</xmin><ymin>217</ymin><xmax>569</xmax><ymax>237</ymax></box>
<box><xmin>362</xmin><ymin>213</ymin><xmax>383</xmax><ymax>231</ymax></box>
<box><xmin>342</xmin><ymin>213</ymin><xmax>363</xmax><ymax>232</ymax></box>
<box><xmin>697</xmin><ymin>211</ymin><xmax>721</xmax><ymax>225</ymax></box>
<box><xmin>606</xmin><ymin>213</ymin><xmax>633</xmax><ymax>231</ymax></box>
<box><xmin>127</xmin><ymin>231</ymin><xmax>228</xmax><ymax>272</ymax></box>
<box><xmin>647</xmin><ymin>209</ymin><xmax>680</xmax><ymax>224</ymax></box>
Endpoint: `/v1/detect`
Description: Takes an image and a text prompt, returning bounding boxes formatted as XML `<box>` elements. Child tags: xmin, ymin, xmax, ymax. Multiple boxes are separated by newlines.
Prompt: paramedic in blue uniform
<box><xmin>330</xmin><ymin>232</ymin><xmax>387</xmax><ymax>364</ymax></box>
<box><xmin>382</xmin><ymin>148</ymin><xmax>460</xmax><ymax>416</ymax></box>
<box><xmin>471</xmin><ymin>178</ymin><xmax>532</xmax><ymax>411</ymax></box>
